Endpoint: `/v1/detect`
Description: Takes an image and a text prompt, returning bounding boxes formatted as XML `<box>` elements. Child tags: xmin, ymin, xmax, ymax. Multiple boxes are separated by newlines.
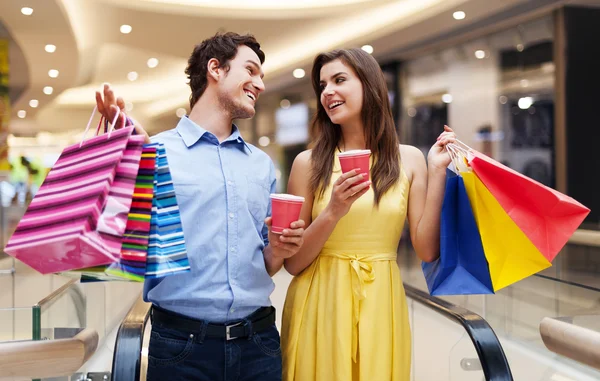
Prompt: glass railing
<box><xmin>406</xmin><ymin>283</ymin><xmax>512</xmax><ymax>380</ymax></box>
<box><xmin>399</xmin><ymin>239</ymin><xmax>600</xmax><ymax>381</ymax></box>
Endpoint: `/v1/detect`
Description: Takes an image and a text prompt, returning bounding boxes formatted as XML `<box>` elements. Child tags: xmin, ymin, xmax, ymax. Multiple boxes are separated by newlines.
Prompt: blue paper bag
<box><xmin>422</xmin><ymin>170</ymin><xmax>494</xmax><ymax>295</ymax></box>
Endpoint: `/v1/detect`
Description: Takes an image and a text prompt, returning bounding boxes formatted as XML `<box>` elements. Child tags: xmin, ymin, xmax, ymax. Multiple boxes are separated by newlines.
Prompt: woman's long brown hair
<box><xmin>309</xmin><ymin>48</ymin><xmax>401</xmax><ymax>206</ymax></box>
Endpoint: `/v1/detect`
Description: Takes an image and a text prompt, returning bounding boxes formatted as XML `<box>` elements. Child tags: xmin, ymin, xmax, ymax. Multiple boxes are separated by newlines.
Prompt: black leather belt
<box><xmin>151</xmin><ymin>305</ymin><xmax>276</xmax><ymax>341</ymax></box>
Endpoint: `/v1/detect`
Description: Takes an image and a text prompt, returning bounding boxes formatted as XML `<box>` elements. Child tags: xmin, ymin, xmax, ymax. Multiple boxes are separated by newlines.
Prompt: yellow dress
<box><xmin>281</xmin><ymin>154</ymin><xmax>412</xmax><ymax>381</ymax></box>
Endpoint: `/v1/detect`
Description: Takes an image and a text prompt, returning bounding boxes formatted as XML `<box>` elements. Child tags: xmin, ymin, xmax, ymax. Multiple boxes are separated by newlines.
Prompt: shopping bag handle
<box><xmin>80</xmin><ymin>106</ymin><xmax>99</xmax><ymax>148</ymax></box>
<box><xmin>80</xmin><ymin>106</ymin><xmax>127</xmax><ymax>148</ymax></box>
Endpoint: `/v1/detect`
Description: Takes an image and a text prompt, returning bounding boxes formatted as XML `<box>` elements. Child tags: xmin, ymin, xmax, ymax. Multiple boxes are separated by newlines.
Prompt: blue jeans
<box><xmin>146</xmin><ymin>320</ymin><xmax>282</xmax><ymax>381</ymax></box>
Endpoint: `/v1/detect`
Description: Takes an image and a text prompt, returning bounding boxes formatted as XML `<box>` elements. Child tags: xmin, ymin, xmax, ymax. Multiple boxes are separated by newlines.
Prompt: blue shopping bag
<box><xmin>144</xmin><ymin>143</ymin><xmax>191</xmax><ymax>278</ymax></box>
<box><xmin>422</xmin><ymin>170</ymin><xmax>494</xmax><ymax>295</ymax></box>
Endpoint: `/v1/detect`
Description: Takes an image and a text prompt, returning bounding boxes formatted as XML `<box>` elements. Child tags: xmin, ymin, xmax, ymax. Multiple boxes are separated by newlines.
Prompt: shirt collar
<box><xmin>176</xmin><ymin>116</ymin><xmax>252</xmax><ymax>153</ymax></box>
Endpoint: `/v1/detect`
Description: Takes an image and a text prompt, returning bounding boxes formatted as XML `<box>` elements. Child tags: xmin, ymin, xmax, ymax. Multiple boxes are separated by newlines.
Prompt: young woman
<box><xmin>280</xmin><ymin>48</ymin><xmax>456</xmax><ymax>380</ymax></box>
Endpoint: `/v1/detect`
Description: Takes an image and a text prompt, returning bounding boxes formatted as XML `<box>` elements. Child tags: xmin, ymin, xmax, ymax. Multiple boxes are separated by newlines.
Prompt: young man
<box><xmin>96</xmin><ymin>33</ymin><xmax>305</xmax><ymax>381</ymax></box>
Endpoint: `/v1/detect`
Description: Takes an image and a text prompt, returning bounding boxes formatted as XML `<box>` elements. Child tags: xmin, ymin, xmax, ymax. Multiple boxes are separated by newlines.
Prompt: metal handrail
<box><xmin>404</xmin><ymin>283</ymin><xmax>514</xmax><ymax>381</ymax></box>
<box><xmin>111</xmin><ymin>292</ymin><xmax>151</xmax><ymax>381</ymax></box>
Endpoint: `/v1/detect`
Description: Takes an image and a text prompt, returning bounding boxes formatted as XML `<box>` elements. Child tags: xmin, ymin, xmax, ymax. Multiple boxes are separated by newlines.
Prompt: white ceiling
<box><xmin>0</xmin><ymin>0</ymin><xmax>564</xmax><ymax>137</ymax></box>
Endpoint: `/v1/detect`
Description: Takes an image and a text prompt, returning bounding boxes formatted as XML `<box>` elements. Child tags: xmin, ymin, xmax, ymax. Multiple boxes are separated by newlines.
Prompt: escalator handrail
<box><xmin>111</xmin><ymin>292</ymin><xmax>151</xmax><ymax>381</ymax></box>
<box><xmin>404</xmin><ymin>283</ymin><xmax>514</xmax><ymax>381</ymax></box>
<box><xmin>111</xmin><ymin>285</ymin><xmax>512</xmax><ymax>380</ymax></box>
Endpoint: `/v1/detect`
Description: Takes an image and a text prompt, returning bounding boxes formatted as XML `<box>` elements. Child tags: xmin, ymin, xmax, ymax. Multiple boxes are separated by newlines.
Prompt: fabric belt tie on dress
<box><xmin>319</xmin><ymin>252</ymin><xmax>396</xmax><ymax>362</ymax></box>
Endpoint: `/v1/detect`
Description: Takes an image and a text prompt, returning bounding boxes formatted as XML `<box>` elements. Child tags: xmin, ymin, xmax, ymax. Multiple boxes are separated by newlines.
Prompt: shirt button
<box><xmin>230</xmin><ymin>247</ymin><xmax>236</xmax><ymax>252</ymax></box>
<box><xmin>227</xmin><ymin>180</ymin><xmax>233</xmax><ymax>186</ymax></box>
<box><xmin>230</xmin><ymin>308</ymin><xmax>236</xmax><ymax>313</ymax></box>
<box><xmin>229</xmin><ymin>213</ymin><xmax>234</xmax><ymax>219</ymax></box>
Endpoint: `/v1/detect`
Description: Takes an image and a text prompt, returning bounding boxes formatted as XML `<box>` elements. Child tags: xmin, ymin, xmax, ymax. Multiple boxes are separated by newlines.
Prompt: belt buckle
<box><xmin>225</xmin><ymin>321</ymin><xmax>243</xmax><ymax>341</ymax></box>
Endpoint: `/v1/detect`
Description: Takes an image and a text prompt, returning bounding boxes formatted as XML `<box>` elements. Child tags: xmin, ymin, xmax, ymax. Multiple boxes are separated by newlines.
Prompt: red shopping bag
<box><xmin>5</xmin><ymin>111</ymin><xmax>143</xmax><ymax>274</ymax></box>
<box><xmin>467</xmin><ymin>150</ymin><xmax>590</xmax><ymax>262</ymax></box>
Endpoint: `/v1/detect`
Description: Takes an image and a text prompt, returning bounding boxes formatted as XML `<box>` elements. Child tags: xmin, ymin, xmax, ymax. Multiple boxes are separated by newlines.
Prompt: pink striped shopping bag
<box><xmin>5</xmin><ymin>118</ymin><xmax>143</xmax><ymax>274</ymax></box>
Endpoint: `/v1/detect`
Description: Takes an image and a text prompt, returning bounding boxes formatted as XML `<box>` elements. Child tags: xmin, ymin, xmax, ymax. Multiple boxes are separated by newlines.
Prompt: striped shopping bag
<box><xmin>5</xmin><ymin>124</ymin><xmax>142</xmax><ymax>274</ymax></box>
<box><xmin>105</xmin><ymin>146</ymin><xmax>157</xmax><ymax>281</ymax></box>
<box><xmin>145</xmin><ymin>143</ymin><xmax>190</xmax><ymax>278</ymax></box>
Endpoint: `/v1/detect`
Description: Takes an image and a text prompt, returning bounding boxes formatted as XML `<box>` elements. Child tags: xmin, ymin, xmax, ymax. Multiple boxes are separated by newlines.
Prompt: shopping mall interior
<box><xmin>1</xmin><ymin>0</ymin><xmax>600</xmax><ymax>380</ymax></box>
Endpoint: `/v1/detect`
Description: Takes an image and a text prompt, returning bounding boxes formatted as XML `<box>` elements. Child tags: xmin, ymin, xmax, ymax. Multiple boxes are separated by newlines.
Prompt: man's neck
<box><xmin>187</xmin><ymin>91</ymin><xmax>233</xmax><ymax>143</ymax></box>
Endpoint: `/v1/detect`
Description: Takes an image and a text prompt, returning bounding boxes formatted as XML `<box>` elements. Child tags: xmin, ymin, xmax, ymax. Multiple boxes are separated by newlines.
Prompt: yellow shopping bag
<box><xmin>460</xmin><ymin>171</ymin><xmax>551</xmax><ymax>291</ymax></box>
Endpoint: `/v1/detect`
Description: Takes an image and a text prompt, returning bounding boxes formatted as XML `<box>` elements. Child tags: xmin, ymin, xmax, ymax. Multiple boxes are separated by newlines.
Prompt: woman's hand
<box><xmin>324</xmin><ymin>169</ymin><xmax>371</xmax><ymax>221</ymax></box>
<box><xmin>427</xmin><ymin>125</ymin><xmax>457</xmax><ymax>173</ymax></box>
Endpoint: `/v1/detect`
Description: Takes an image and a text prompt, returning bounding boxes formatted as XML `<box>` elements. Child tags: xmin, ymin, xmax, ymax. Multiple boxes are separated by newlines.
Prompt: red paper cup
<box><xmin>270</xmin><ymin>194</ymin><xmax>305</xmax><ymax>234</ymax></box>
<box><xmin>338</xmin><ymin>149</ymin><xmax>371</xmax><ymax>183</ymax></box>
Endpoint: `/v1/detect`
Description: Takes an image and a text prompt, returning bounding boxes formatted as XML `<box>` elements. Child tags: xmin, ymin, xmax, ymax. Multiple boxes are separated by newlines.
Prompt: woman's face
<box><xmin>319</xmin><ymin>58</ymin><xmax>363</xmax><ymax>127</ymax></box>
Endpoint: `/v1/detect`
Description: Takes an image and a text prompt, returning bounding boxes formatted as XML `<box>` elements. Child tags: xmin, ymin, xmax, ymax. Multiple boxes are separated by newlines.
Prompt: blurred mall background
<box><xmin>1</xmin><ymin>0</ymin><xmax>600</xmax><ymax>380</ymax></box>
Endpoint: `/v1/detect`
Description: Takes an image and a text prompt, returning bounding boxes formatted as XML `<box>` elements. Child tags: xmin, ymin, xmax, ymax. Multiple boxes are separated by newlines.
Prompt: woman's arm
<box><xmin>283</xmin><ymin>150</ymin><xmax>370</xmax><ymax>276</ymax></box>
<box><xmin>404</xmin><ymin>126</ymin><xmax>456</xmax><ymax>262</ymax></box>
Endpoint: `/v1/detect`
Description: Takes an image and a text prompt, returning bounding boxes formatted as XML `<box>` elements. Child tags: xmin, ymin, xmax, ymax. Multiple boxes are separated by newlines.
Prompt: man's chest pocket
<box><xmin>242</xmin><ymin>176</ymin><xmax>270</xmax><ymax>225</ymax></box>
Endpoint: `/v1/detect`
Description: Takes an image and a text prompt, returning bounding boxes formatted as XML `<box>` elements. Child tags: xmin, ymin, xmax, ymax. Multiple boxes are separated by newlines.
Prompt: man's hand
<box><xmin>95</xmin><ymin>83</ymin><xmax>150</xmax><ymax>143</ymax></box>
<box><xmin>95</xmin><ymin>83</ymin><xmax>125</xmax><ymax>125</ymax></box>
<box><xmin>266</xmin><ymin>217</ymin><xmax>305</xmax><ymax>258</ymax></box>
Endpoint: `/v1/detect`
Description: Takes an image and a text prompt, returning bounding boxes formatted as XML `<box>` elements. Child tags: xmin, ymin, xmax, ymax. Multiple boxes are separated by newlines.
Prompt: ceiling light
<box><xmin>147</xmin><ymin>58</ymin><xmax>159</xmax><ymax>68</ymax></box>
<box><xmin>127</xmin><ymin>71</ymin><xmax>138</xmax><ymax>81</ymax></box>
<box><xmin>120</xmin><ymin>25</ymin><xmax>132</xmax><ymax>34</ymax></box>
<box><xmin>45</xmin><ymin>44</ymin><xmax>56</xmax><ymax>53</ymax></box>
<box><xmin>453</xmin><ymin>11</ymin><xmax>466</xmax><ymax>20</ymax></box>
<box><xmin>516</xmin><ymin>44</ymin><xmax>524</xmax><ymax>52</ymax></box>
<box><xmin>518</xmin><ymin>97</ymin><xmax>533</xmax><ymax>110</ymax></box>
<box><xmin>499</xmin><ymin>95</ymin><xmax>508</xmax><ymax>104</ymax></box>
<box><xmin>176</xmin><ymin>108</ymin><xmax>187</xmax><ymax>118</ymax></box>
<box><xmin>48</xmin><ymin>69</ymin><xmax>59</xmax><ymax>78</ymax></box>
<box><xmin>293</xmin><ymin>69</ymin><xmax>305</xmax><ymax>79</ymax></box>
<box><xmin>29</xmin><ymin>99</ymin><xmax>39</xmax><ymax>108</ymax></box>
<box><xmin>280</xmin><ymin>99</ymin><xmax>291</xmax><ymax>109</ymax></box>
<box><xmin>21</xmin><ymin>7</ymin><xmax>33</xmax><ymax>16</ymax></box>
<box><xmin>475</xmin><ymin>50</ymin><xmax>486</xmax><ymax>59</ymax></box>
<box><xmin>442</xmin><ymin>94</ymin><xmax>453</xmax><ymax>104</ymax></box>
<box><xmin>43</xmin><ymin>86</ymin><xmax>53</xmax><ymax>95</ymax></box>
<box><xmin>17</xmin><ymin>110</ymin><xmax>27</xmax><ymax>118</ymax></box>
<box><xmin>361</xmin><ymin>45</ymin><xmax>374</xmax><ymax>54</ymax></box>
<box><xmin>258</xmin><ymin>136</ymin><xmax>270</xmax><ymax>147</ymax></box>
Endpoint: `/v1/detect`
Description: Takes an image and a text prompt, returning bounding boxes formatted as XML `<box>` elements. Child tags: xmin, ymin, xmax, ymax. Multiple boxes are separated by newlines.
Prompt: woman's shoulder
<box><xmin>399</xmin><ymin>144</ymin><xmax>424</xmax><ymax>159</ymax></box>
<box><xmin>293</xmin><ymin>149</ymin><xmax>313</xmax><ymax>168</ymax></box>
<box><xmin>399</xmin><ymin>144</ymin><xmax>426</xmax><ymax>184</ymax></box>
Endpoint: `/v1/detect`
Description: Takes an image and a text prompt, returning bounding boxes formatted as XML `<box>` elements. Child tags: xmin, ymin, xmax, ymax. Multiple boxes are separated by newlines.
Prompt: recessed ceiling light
<box><xmin>176</xmin><ymin>108</ymin><xmax>187</xmax><ymax>118</ymax></box>
<box><xmin>361</xmin><ymin>45</ymin><xmax>374</xmax><ymax>54</ymax></box>
<box><xmin>518</xmin><ymin>97</ymin><xmax>533</xmax><ymax>110</ymax></box>
<box><xmin>453</xmin><ymin>11</ymin><xmax>466</xmax><ymax>20</ymax></box>
<box><xmin>280</xmin><ymin>99</ymin><xmax>291</xmax><ymax>109</ymax></box>
<box><xmin>21</xmin><ymin>7</ymin><xmax>33</xmax><ymax>16</ymax></box>
<box><xmin>43</xmin><ymin>86</ymin><xmax>53</xmax><ymax>95</ymax></box>
<box><xmin>29</xmin><ymin>99</ymin><xmax>39</xmax><ymax>108</ymax></box>
<box><xmin>442</xmin><ymin>94</ymin><xmax>453</xmax><ymax>104</ymax></box>
<box><xmin>258</xmin><ymin>136</ymin><xmax>271</xmax><ymax>147</ymax></box>
<box><xmin>127</xmin><ymin>71</ymin><xmax>138</xmax><ymax>81</ymax></box>
<box><xmin>120</xmin><ymin>25</ymin><xmax>132</xmax><ymax>34</ymax></box>
<box><xmin>17</xmin><ymin>110</ymin><xmax>27</xmax><ymax>118</ymax></box>
<box><xmin>475</xmin><ymin>50</ymin><xmax>486</xmax><ymax>59</ymax></box>
<box><xmin>45</xmin><ymin>44</ymin><xmax>56</xmax><ymax>53</ymax></box>
<box><xmin>147</xmin><ymin>58</ymin><xmax>159</xmax><ymax>68</ymax></box>
<box><xmin>293</xmin><ymin>69</ymin><xmax>305</xmax><ymax>79</ymax></box>
<box><xmin>48</xmin><ymin>69</ymin><xmax>59</xmax><ymax>78</ymax></box>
